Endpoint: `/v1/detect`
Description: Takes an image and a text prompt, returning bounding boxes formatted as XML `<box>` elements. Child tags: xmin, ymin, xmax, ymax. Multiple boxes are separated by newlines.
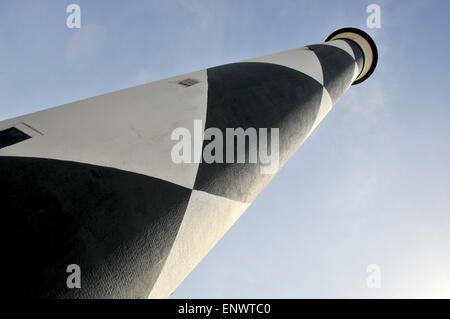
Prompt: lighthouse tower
<box><xmin>0</xmin><ymin>28</ymin><xmax>377</xmax><ymax>298</ymax></box>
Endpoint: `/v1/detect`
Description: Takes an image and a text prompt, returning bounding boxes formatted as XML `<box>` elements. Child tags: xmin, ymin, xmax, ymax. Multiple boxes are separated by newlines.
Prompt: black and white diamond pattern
<box><xmin>0</xmin><ymin>38</ymin><xmax>364</xmax><ymax>298</ymax></box>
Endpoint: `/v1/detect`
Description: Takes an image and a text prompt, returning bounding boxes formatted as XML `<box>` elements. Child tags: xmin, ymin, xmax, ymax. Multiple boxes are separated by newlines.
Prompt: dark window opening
<box><xmin>178</xmin><ymin>78</ymin><xmax>200</xmax><ymax>87</ymax></box>
<box><xmin>0</xmin><ymin>127</ymin><xmax>31</xmax><ymax>149</ymax></box>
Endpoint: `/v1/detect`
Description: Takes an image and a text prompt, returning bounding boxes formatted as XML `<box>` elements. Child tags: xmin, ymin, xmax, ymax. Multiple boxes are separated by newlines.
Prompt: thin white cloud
<box><xmin>64</xmin><ymin>24</ymin><xmax>107</xmax><ymax>71</ymax></box>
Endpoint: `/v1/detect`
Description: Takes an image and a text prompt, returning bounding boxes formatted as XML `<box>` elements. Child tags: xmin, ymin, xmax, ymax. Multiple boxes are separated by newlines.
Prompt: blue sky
<box><xmin>1</xmin><ymin>0</ymin><xmax>449</xmax><ymax>297</ymax></box>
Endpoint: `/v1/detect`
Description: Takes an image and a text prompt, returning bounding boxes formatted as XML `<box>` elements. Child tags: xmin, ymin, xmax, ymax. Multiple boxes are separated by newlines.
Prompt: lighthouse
<box><xmin>0</xmin><ymin>28</ymin><xmax>377</xmax><ymax>298</ymax></box>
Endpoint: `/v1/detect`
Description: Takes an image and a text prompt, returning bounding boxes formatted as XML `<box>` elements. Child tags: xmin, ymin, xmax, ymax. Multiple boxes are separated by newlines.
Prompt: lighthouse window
<box><xmin>0</xmin><ymin>127</ymin><xmax>31</xmax><ymax>149</ymax></box>
<box><xmin>178</xmin><ymin>78</ymin><xmax>200</xmax><ymax>87</ymax></box>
